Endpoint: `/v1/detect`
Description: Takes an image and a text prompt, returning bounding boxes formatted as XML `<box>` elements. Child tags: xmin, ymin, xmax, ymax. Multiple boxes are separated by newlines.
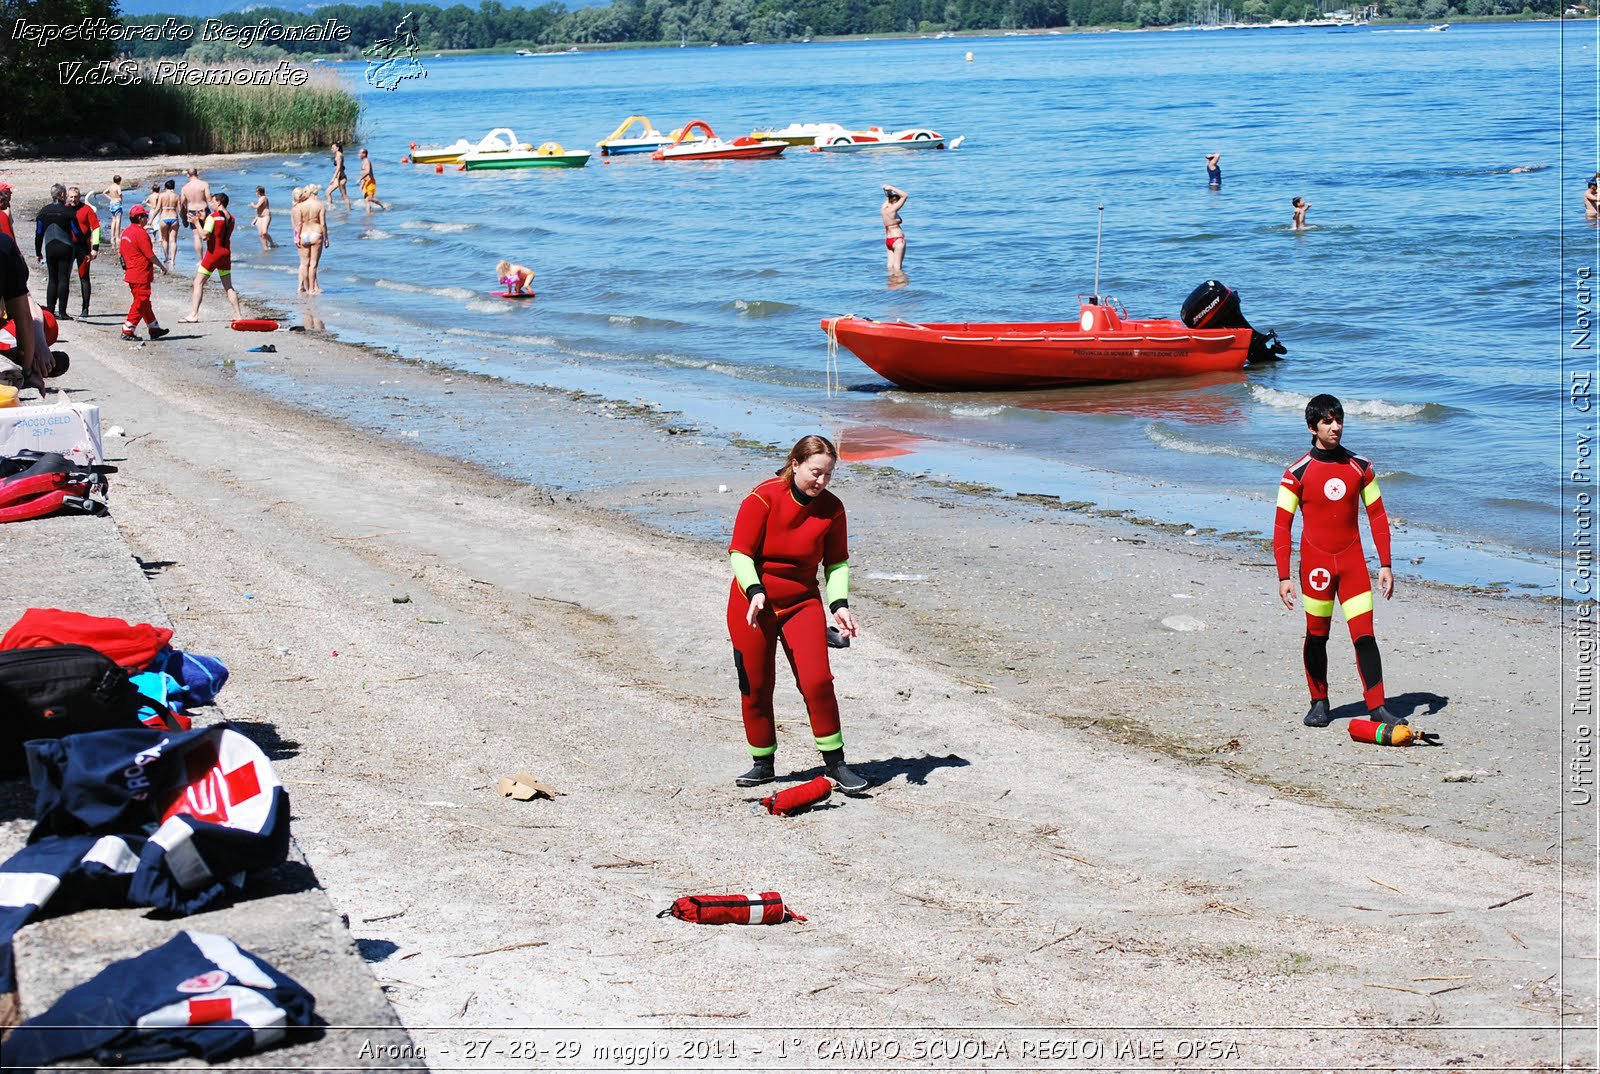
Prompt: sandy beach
<box><xmin>1</xmin><ymin>155</ymin><xmax>1593</xmax><ymax>1069</ymax></box>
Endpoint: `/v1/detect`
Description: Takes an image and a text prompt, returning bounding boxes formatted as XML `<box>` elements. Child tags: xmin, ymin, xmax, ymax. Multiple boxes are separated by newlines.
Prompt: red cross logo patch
<box><xmin>1309</xmin><ymin>568</ymin><xmax>1331</xmax><ymax>592</ymax></box>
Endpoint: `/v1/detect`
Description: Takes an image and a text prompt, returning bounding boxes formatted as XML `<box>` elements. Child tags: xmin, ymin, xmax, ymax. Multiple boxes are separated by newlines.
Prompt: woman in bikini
<box><xmin>252</xmin><ymin>186</ymin><xmax>276</xmax><ymax>250</ymax></box>
<box><xmin>154</xmin><ymin>180</ymin><xmax>184</xmax><ymax>268</ymax></box>
<box><xmin>880</xmin><ymin>184</ymin><xmax>908</xmax><ymax>282</ymax></box>
<box><xmin>292</xmin><ymin>184</ymin><xmax>329</xmax><ymax>294</ymax></box>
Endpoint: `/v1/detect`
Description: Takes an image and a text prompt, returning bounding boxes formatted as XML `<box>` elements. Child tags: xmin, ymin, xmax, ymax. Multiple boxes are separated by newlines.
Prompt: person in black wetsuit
<box><xmin>33</xmin><ymin>185</ymin><xmax>81</xmax><ymax>320</ymax></box>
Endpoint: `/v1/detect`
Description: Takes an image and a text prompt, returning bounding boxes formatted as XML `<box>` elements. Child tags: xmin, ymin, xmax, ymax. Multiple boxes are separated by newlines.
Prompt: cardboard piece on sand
<box><xmin>497</xmin><ymin>772</ymin><xmax>561</xmax><ymax>801</ymax></box>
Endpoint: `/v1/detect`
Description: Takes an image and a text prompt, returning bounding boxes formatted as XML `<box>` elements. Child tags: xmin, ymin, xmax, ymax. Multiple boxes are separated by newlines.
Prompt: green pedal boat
<box><xmin>461</xmin><ymin>139</ymin><xmax>592</xmax><ymax>170</ymax></box>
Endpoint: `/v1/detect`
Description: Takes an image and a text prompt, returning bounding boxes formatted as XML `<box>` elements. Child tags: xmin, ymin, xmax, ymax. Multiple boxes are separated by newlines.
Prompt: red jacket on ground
<box><xmin>2</xmin><ymin>608</ymin><xmax>174</xmax><ymax>668</ymax></box>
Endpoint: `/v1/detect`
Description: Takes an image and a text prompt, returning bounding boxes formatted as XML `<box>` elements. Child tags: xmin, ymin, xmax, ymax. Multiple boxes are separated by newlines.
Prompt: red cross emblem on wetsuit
<box><xmin>1309</xmin><ymin>567</ymin><xmax>1332</xmax><ymax>592</ymax></box>
<box><xmin>1323</xmin><ymin>478</ymin><xmax>1346</xmax><ymax>501</ymax></box>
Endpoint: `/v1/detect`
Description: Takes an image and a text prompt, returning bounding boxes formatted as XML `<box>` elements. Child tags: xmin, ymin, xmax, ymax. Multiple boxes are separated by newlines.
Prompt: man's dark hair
<box><xmin>213</xmin><ymin>192</ymin><xmax>229</xmax><ymax>208</ymax></box>
<box><xmin>1305</xmin><ymin>393</ymin><xmax>1344</xmax><ymax>429</ymax></box>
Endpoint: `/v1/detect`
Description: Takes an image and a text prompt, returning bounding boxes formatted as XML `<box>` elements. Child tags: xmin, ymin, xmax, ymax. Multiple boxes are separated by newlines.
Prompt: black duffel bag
<box><xmin>0</xmin><ymin>644</ymin><xmax>162</xmax><ymax>777</ymax></box>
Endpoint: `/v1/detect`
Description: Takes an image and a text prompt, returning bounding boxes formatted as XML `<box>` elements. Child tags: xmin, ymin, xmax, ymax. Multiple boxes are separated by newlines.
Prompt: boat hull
<box><xmin>463</xmin><ymin>152</ymin><xmax>591</xmax><ymax>169</ymax></box>
<box><xmin>599</xmin><ymin>140</ymin><xmax>673</xmax><ymax>155</ymax></box>
<box><xmin>654</xmin><ymin>143</ymin><xmax>785</xmax><ymax>161</ymax></box>
<box><xmin>410</xmin><ymin>146</ymin><xmax>470</xmax><ymax>164</ymax></box>
<box><xmin>822</xmin><ymin>316</ymin><xmax>1253</xmax><ymax>390</ymax></box>
<box><xmin>810</xmin><ymin>134</ymin><xmax>946</xmax><ymax>153</ymax></box>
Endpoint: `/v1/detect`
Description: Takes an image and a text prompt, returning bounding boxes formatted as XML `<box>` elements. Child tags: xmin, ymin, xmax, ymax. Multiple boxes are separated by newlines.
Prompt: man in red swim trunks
<box><xmin>1274</xmin><ymin>393</ymin><xmax>1401</xmax><ymax>727</ymax></box>
<box><xmin>180</xmin><ymin>192</ymin><xmax>242</xmax><ymax>323</ymax></box>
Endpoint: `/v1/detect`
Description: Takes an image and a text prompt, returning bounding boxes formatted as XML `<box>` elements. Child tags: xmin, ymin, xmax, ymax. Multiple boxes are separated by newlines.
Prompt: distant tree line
<box><xmin>113</xmin><ymin>0</ymin><xmax>1564</xmax><ymax>54</ymax></box>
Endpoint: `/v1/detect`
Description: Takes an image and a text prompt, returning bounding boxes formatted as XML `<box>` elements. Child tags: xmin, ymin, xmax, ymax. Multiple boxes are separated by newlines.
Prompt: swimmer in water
<box><xmin>1206</xmin><ymin>151</ymin><xmax>1222</xmax><ymax>189</ymax></box>
<box><xmin>252</xmin><ymin>186</ymin><xmax>276</xmax><ymax>249</ymax></box>
<box><xmin>1292</xmin><ymin>195</ymin><xmax>1311</xmax><ymax>231</ymax></box>
<box><xmin>1586</xmin><ymin>179</ymin><xmax>1599</xmax><ymax>221</ymax></box>
<box><xmin>881</xmin><ymin>184</ymin><xmax>908</xmax><ymax>283</ymax></box>
<box><xmin>495</xmin><ymin>259</ymin><xmax>535</xmax><ymax>295</ymax></box>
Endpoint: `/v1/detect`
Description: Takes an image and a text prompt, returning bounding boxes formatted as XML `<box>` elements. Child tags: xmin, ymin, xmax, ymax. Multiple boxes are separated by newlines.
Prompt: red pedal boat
<box><xmin>821</xmin><ymin>281</ymin><xmax>1284</xmax><ymax>392</ymax></box>
<box><xmin>652</xmin><ymin>119</ymin><xmax>786</xmax><ymax>161</ymax></box>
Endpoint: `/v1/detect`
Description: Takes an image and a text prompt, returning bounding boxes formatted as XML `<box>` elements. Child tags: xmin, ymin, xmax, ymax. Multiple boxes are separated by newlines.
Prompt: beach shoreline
<box><xmin>2</xmin><ymin>153</ymin><xmax>1592</xmax><ymax>1067</ymax></box>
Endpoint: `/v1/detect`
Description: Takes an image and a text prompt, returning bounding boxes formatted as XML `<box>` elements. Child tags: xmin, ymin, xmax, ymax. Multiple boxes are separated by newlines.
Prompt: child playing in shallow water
<box><xmin>496</xmin><ymin>259</ymin><xmax>535</xmax><ymax>295</ymax></box>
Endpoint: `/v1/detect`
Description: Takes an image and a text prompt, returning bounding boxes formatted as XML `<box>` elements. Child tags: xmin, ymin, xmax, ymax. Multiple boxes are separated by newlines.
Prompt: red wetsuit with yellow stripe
<box><xmin>1273</xmin><ymin>444</ymin><xmax>1392</xmax><ymax>710</ymax></box>
<box><xmin>727</xmin><ymin>476</ymin><xmax>848</xmax><ymax>757</ymax></box>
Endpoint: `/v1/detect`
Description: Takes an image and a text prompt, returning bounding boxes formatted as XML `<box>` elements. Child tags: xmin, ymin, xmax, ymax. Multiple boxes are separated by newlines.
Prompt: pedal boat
<box><xmin>652</xmin><ymin>120</ymin><xmax>786</xmax><ymax>161</ymax></box>
<box><xmin>461</xmin><ymin>140</ymin><xmax>591</xmax><ymax>170</ymax></box>
<box><xmin>749</xmin><ymin>122</ymin><xmax>851</xmax><ymax>147</ymax></box>
<box><xmin>821</xmin><ymin>288</ymin><xmax>1284</xmax><ymax>391</ymax></box>
<box><xmin>597</xmin><ymin>115</ymin><xmax>678</xmax><ymax>155</ymax></box>
<box><xmin>808</xmin><ymin>127</ymin><xmax>949</xmax><ymax>152</ymax></box>
<box><xmin>408</xmin><ymin>127</ymin><xmax>530</xmax><ymax>165</ymax></box>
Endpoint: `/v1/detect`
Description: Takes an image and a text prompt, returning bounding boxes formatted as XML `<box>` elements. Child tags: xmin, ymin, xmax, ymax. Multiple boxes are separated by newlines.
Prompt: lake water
<box><xmin>199</xmin><ymin>22</ymin><xmax>1580</xmax><ymax>590</ymax></box>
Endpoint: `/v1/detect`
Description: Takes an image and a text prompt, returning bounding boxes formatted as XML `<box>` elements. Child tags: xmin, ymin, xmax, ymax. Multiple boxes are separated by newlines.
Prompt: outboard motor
<box><xmin>1181</xmin><ymin>280</ymin><xmax>1287</xmax><ymax>364</ymax></box>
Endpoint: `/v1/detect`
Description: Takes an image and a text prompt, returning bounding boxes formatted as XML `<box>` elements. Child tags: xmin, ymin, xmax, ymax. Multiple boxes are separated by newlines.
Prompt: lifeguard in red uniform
<box><xmin>1274</xmin><ymin>393</ymin><xmax>1401</xmax><ymax>728</ymax></box>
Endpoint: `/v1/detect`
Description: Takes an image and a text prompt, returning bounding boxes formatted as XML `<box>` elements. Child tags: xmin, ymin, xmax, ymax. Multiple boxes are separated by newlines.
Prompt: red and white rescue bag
<box><xmin>759</xmin><ymin>776</ymin><xmax>832</xmax><ymax>816</ymax></box>
<box><xmin>657</xmin><ymin>892</ymin><xmax>805</xmax><ymax>925</ymax></box>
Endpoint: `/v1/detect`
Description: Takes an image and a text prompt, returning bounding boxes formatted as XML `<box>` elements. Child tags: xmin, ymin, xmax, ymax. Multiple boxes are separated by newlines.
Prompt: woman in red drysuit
<box><xmin>727</xmin><ymin>435</ymin><xmax>866</xmax><ymax>791</ymax></box>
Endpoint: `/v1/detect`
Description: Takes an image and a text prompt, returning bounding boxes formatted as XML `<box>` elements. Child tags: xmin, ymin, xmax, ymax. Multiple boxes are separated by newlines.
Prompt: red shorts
<box><xmin>199</xmin><ymin>250</ymin><xmax>231</xmax><ymax>276</ymax></box>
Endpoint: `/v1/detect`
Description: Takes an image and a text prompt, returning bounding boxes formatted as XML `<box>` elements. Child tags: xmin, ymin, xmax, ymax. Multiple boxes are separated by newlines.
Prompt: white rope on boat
<box><xmin>823</xmin><ymin>315</ymin><xmax>851</xmax><ymax>398</ymax></box>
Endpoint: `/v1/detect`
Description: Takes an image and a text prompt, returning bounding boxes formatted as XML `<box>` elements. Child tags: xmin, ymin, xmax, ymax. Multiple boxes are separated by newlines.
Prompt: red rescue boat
<box><xmin>821</xmin><ymin>281</ymin><xmax>1285</xmax><ymax>392</ymax></box>
<box><xmin>652</xmin><ymin>119</ymin><xmax>786</xmax><ymax>161</ymax></box>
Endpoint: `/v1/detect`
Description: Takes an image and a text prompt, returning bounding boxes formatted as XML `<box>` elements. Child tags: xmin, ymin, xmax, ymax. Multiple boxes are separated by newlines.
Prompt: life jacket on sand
<box><xmin>657</xmin><ymin>893</ymin><xmax>805</xmax><ymax>925</ymax></box>
<box><xmin>0</xmin><ymin>451</ymin><xmax>113</xmax><ymax>524</ymax></box>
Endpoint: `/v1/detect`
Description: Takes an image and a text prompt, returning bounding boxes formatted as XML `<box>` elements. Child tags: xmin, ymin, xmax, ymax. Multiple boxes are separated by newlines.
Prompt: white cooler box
<box><xmin>0</xmin><ymin>402</ymin><xmax>104</xmax><ymax>466</ymax></box>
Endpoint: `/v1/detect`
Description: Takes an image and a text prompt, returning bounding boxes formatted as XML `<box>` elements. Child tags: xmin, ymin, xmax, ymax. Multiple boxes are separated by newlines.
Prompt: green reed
<box><xmin>120</xmin><ymin>64</ymin><xmax>360</xmax><ymax>153</ymax></box>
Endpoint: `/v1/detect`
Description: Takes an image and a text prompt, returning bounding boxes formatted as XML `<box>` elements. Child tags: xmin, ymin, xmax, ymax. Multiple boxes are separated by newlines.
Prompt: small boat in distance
<box><xmin>461</xmin><ymin>139</ymin><xmax>591</xmax><ymax>170</ymax></box>
<box><xmin>597</xmin><ymin>115</ymin><xmax>677</xmax><ymax>155</ymax></box>
<box><xmin>407</xmin><ymin>127</ymin><xmax>532</xmax><ymax>165</ymax></box>
<box><xmin>822</xmin><ymin>282</ymin><xmax>1285</xmax><ymax>391</ymax></box>
<box><xmin>652</xmin><ymin>120</ymin><xmax>786</xmax><ymax>161</ymax></box>
<box><xmin>1427</xmin><ymin>22</ymin><xmax>1450</xmax><ymax>29</ymax></box>
<box><xmin>809</xmin><ymin>127</ymin><xmax>951</xmax><ymax>152</ymax></box>
<box><xmin>749</xmin><ymin>122</ymin><xmax>849</xmax><ymax>147</ymax></box>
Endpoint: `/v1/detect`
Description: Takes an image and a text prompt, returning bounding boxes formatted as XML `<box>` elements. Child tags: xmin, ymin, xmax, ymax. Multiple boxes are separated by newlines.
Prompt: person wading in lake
<box><xmin>155</xmin><ymin>180</ymin><xmax>182</xmax><ymax>268</ymax></box>
<box><xmin>292</xmin><ymin>185</ymin><xmax>329</xmax><ymax>294</ymax></box>
<box><xmin>102</xmin><ymin>175</ymin><xmax>124</xmax><ymax>245</ymax></box>
<box><xmin>1274</xmin><ymin>394</ymin><xmax>1400</xmax><ymax>729</ymax></box>
<box><xmin>1292</xmin><ymin>195</ymin><xmax>1311</xmax><ymax>231</ymax></box>
<box><xmin>881</xmin><ymin>184</ymin><xmax>908</xmax><ymax>284</ymax></box>
<box><xmin>329</xmin><ymin>143</ymin><xmax>352</xmax><ymax>211</ymax></box>
<box><xmin>727</xmin><ymin>434</ymin><xmax>868</xmax><ymax>793</ymax></box>
<box><xmin>180</xmin><ymin>192</ymin><xmax>243</xmax><ymax>323</ymax></box>
<box><xmin>180</xmin><ymin>168</ymin><xmax>211</xmax><ymax>265</ymax></box>
<box><xmin>252</xmin><ymin>187</ymin><xmax>276</xmax><ymax>250</ymax></box>
<box><xmin>1206</xmin><ymin>151</ymin><xmax>1222</xmax><ymax>189</ymax></box>
<box><xmin>358</xmin><ymin>148</ymin><xmax>387</xmax><ymax>213</ymax></box>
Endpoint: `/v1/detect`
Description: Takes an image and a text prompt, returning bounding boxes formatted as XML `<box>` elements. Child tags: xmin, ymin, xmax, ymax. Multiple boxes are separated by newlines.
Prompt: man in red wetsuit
<box><xmin>1274</xmin><ymin>393</ymin><xmax>1400</xmax><ymax>727</ymax></box>
<box><xmin>117</xmin><ymin>204</ymin><xmax>170</xmax><ymax>342</ymax></box>
<box><xmin>67</xmin><ymin>186</ymin><xmax>100</xmax><ymax>318</ymax></box>
<box><xmin>179</xmin><ymin>192</ymin><xmax>242</xmax><ymax>323</ymax></box>
<box><xmin>727</xmin><ymin>435</ymin><xmax>866</xmax><ymax>791</ymax></box>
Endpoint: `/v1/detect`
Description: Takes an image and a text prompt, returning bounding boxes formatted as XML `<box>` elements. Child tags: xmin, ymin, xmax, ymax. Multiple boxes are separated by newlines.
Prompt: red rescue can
<box><xmin>1348</xmin><ymin>718</ymin><xmax>1414</xmax><ymax>746</ymax></box>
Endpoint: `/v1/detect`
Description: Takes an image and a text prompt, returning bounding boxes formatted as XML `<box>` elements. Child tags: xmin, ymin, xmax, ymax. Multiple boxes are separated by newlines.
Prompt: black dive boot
<box><xmin>1303</xmin><ymin>699</ymin><xmax>1332</xmax><ymax>728</ymax></box>
<box><xmin>735</xmin><ymin>756</ymin><xmax>775</xmax><ymax>787</ymax></box>
<box><xmin>1369</xmin><ymin>705</ymin><xmax>1407</xmax><ymax>726</ymax></box>
<box><xmin>820</xmin><ymin>749</ymin><xmax>867</xmax><ymax>792</ymax></box>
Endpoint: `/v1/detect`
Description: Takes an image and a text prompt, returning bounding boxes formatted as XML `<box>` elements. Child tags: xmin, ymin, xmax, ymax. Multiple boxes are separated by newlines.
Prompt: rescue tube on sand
<box><xmin>230</xmin><ymin>319</ymin><xmax>280</xmax><ymax>332</ymax></box>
